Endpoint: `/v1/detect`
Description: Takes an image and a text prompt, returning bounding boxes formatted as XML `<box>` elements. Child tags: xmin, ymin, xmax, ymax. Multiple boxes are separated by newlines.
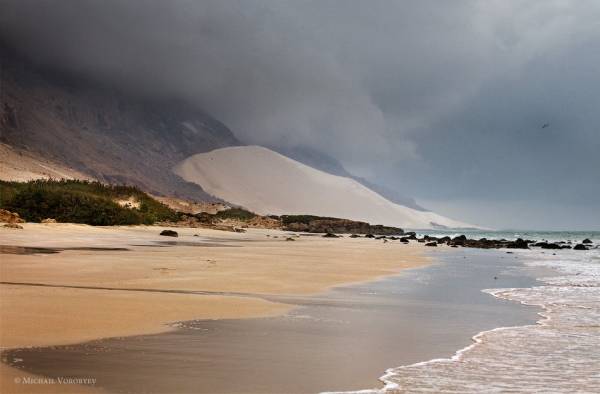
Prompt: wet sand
<box><xmin>4</xmin><ymin>249</ymin><xmax>541</xmax><ymax>393</ymax></box>
<box><xmin>0</xmin><ymin>223</ymin><xmax>427</xmax><ymax>393</ymax></box>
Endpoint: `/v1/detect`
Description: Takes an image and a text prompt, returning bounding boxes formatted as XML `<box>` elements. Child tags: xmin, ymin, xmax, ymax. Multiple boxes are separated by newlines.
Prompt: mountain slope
<box><xmin>0</xmin><ymin>142</ymin><xmax>92</xmax><ymax>182</ymax></box>
<box><xmin>0</xmin><ymin>43</ymin><xmax>239</xmax><ymax>200</ymax></box>
<box><xmin>174</xmin><ymin>146</ymin><xmax>474</xmax><ymax>229</ymax></box>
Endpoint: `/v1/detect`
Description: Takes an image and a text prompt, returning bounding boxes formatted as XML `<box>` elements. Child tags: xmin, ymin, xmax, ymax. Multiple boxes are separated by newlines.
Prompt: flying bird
<box><xmin>541</xmin><ymin>123</ymin><xmax>550</xmax><ymax>129</ymax></box>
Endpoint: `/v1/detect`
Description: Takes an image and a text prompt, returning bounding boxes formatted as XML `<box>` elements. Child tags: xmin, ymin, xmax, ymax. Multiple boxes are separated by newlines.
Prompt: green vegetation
<box><xmin>214</xmin><ymin>207</ymin><xmax>257</xmax><ymax>221</ymax></box>
<box><xmin>0</xmin><ymin>179</ymin><xmax>179</xmax><ymax>225</ymax></box>
<box><xmin>280</xmin><ymin>214</ymin><xmax>339</xmax><ymax>225</ymax></box>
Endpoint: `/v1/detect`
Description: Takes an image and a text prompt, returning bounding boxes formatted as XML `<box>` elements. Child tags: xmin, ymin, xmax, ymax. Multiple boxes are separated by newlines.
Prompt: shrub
<box><xmin>0</xmin><ymin>179</ymin><xmax>179</xmax><ymax>225</ymax></box>
<box><xmin>280</xmin><ymin>214</ymin><xmax>339</xmax><ymax>225</ymax></box>
<box><xmin>214</xmin><ymin>207</ymin><xmax>257</xmax><ymax>221</ymax></box>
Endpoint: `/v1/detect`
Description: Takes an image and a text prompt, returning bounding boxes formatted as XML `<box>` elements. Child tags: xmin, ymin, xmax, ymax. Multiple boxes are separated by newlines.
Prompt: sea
<box><xmin>359</xmin><ymin>230</ymin><xmax>600</xmax><ymax>393</ymax></box>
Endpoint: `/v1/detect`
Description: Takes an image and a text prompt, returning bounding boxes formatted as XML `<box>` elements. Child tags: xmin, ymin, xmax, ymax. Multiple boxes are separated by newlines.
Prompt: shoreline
<box><xmin>0</xmin><ymin>224</ymin><xmax>429</xmax><ymax>393</ymax></box>
<box><xmin>373</xmin><ymin>247</ymin><xmax>600</xmax><ymax>392</ymax></box>
<box><xmin>4</xmin><ymin>247</ymin><xmax>542</xmax><ymax>394</ymax></box>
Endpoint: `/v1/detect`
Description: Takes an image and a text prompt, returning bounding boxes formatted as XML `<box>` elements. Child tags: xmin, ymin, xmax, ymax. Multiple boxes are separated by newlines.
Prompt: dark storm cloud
<box><xmin>1</xmin><ymin>0</ymin><xmax>599</xmax><ymax>229</ymax></box>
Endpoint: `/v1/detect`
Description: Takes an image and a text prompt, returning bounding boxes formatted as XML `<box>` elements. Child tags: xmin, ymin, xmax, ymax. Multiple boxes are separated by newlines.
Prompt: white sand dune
<box><xmin>175</xmin><ymin>146</ymin><xmax>475</xmax><ymax>229</ymax></box>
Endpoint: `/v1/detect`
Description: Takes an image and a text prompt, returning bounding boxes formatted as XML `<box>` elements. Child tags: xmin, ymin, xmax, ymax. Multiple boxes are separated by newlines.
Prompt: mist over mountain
<box><xmin>0</xmin><ymin>43</ymin><xmax>238</xmax><ymax>200</ymax></box>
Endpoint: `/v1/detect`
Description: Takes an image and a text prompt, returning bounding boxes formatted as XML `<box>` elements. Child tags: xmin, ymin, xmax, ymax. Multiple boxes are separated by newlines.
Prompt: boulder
<box><xmin>404</xmin><ymin>232</ymin><xmax>417</xmax><ymax>238</ymax></box>
<box><xmin>573</xmin><ymin>244</ymin><xmax>588</xmax><ymax>251</ymax></box>
<box><xmin>159</xmin><ymin>229</ymin><xmax>178</xmax><ymax>237</ymax></box>
<box><xmin>506</xmin><ymin>238</ymin><xmax>529</xmax><ymax>249</ymax></box>
<box><xmin>322</xmin><ymin>232</ymin><xmax>340</xmax><ymax>238</ymax></box>
<box><xmin>425</xmin><ymin>242</ymin><xmax>438</xmax><ymax>247</ymax></box>
<box><xmin>3</xmin><ymin>223</ymin><xmax>23</xmax><ymax>229</ymax></box>
<box><xmin>582</xmin><ymin>238</ymin><xmax>592</xmax><ymax>244</ymax></box>
<box><xmin>451</xmin><ymin>235</ymin><xmax>467</xmax><ymax>246</ymax></box>
<box><xmin>542</xmin><ymin>243</ymin><xmax>561</xmax><ymax>249</ymax></box>
<box><xmin>0</xmin><ymin>209</ymin><xmax>25</xmax><ymax>224</ymax></box>
<box><xmin>533</xmin><ymin>242</ymin><xmax>561</xmax><ymax>250</ymax></box>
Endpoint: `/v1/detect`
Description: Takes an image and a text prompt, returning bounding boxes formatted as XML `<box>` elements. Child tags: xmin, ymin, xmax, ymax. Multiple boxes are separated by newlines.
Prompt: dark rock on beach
<box><xmin>534</xmin><ymin>242</ymin><xmax>561</xmax><ymax>249</ymax></box>
<box><xmin>425</xmin><ymin>242</ymin><xmax>438</xmax><ymax>247</ymax></box>
<box><xmin>582</xmin><ymin>238</ymin><xmax>592</xmax><ymax>244</ymax></box>
<box><xmin>322</xmin><ymin>232</ymin><xmax>340</xmax><ymax>238</ymax></box>
<box><xmin>159</xmin><ymin>230</ymin><xmax>178</xmax><ymax>237</ymax></box>
<box><xmin>3</xmin><ymin>223</ymin><xmax>23</xmax><ymax>229</ymax></box>
<box><xmin>573</xmin><ymin>244</ymin><xmax>589</xmax><ymax>250</ymax></box>
<box><xmin>505</xmin><ymin>238</ymin><xmax>529</xmax><ymax>249</ymax></box>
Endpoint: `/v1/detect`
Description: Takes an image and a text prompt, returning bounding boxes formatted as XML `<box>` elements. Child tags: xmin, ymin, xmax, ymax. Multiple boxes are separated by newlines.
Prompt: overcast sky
<box><xmin>1</xmin><ymin>0</ymin><xmax>599</xmax><ymax>229</ymax></box>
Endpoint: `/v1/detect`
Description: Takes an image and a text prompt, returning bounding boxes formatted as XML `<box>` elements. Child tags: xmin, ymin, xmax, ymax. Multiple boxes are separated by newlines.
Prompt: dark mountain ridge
<box><xmin>0</xmin><ymin>43</ymin><xmax>239</xmax><ymax>201</ymax></box>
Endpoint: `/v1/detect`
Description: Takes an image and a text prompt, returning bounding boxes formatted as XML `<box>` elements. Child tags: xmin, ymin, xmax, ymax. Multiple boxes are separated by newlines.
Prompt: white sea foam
<box><xmin>325</xmin><ymin>247</ymin><xmax>600</xmax><ymax>393</ymax></box>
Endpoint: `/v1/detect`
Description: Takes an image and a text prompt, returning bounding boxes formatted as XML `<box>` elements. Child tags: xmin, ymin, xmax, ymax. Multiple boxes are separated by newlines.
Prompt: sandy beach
<box><xmin>0</xmin><ymin>224</ymin><xmax>427</xmax><ymax>393</ymax></box>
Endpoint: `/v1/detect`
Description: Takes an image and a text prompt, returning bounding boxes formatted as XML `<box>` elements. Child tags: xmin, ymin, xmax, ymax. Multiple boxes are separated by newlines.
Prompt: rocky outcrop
<box><xmin>407</xmin><ymin>235</ymin><xmax>533</xmax><ymax>249</ymax></box>
<box><xmin>0</xmin><ymin>209</ymin><xmax>25</xmax><ymax>224</ymax></box>
<box><xmin>281</xmin><ymin>216</ymin><xmax>403</xmax><ymax>235</ymax></box>
<box><xmin>381</xmin><ymin>233</ymin><xmax>594</xmax><ymax>252</ymax></box>
<box><xmin>159</xmin><ymin>230</ymin><xmax>178</xmax><ymax>237</ymax></box>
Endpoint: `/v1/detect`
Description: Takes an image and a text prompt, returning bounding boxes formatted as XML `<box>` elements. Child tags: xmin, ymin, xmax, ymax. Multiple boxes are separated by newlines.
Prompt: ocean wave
<box><xmin>326</xmin><ymin>248</ymin><xmax>600</xmax><ymax>393</ymax></box>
